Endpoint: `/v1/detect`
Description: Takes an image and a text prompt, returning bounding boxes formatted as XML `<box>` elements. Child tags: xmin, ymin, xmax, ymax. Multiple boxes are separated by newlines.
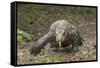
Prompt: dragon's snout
<box><xmin>56</xmin><ymin>33</ymin><xmax>65</xmax><ymax>48</ymax></box>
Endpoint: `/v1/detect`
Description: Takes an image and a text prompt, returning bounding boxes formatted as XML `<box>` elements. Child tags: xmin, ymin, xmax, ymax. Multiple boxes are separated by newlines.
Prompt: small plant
<box><xmin>17</xmin><ymin>29</ymin><xmax>33</xmax><ymax>42</ymax></box>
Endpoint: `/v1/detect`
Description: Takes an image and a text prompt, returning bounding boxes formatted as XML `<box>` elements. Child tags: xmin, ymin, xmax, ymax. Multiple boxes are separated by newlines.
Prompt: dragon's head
<box><xmin>56</xmin><ymin>28</ymin><xmax>66</xmax><ymax>48</ymax></box>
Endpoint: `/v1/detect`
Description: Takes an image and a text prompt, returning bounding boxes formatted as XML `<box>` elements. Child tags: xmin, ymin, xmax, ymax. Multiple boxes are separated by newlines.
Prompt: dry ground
<box><xmin>17</xmin><ymin>22</ymin><xmax>97</xmax><ymax>65</ymax></box>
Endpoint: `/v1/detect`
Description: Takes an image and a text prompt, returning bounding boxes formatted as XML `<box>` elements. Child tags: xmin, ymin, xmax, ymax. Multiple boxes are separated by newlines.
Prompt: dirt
<box><xmin>17</xmin><ymin>22</ymin><xmax>97</xmax><ymax>65</ymax></box>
